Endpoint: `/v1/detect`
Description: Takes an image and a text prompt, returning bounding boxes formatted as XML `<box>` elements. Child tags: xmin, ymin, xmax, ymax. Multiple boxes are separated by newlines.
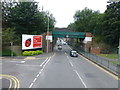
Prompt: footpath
<box><xmin>0</xmin><ymin>52</ymin><xmax>54</xmax><ymax>60</ymax></box>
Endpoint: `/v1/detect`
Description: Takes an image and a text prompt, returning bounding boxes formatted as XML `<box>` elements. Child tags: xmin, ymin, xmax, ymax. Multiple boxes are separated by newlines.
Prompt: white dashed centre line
<box><xmin>29</xmin><ymin>56</ymin><xmax>52</xmax><ymax>88</ymax></box>
<box><xmin>40</xmin><ymin>58</ymin><xmax>48</xmax><ymax>67</ymax></box>
<box><xmin>36</xmin><ymin>74</ymin><xmax>39</xmax><ymax>77</ymax></box>
<box><xmin>29</xmin><ymin>83</ymin><xmax>33</xmax><ymax>88</ymax></box>
<box><xmin>33</xmin><ymin>78</ymin><xmax>37</xmax><ymax>82</ymax></box>
<box><xmin>69</xmin><ymin>61</ymin><xmax>74</xmax><ymax>67</ymax></box>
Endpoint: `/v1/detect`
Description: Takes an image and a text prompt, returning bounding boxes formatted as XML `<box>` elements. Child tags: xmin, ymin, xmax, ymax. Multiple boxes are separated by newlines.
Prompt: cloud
<box><xmin>36</xmin><ymin>0</ymin><xmax>108</xmax><ymax>27</ymax></box>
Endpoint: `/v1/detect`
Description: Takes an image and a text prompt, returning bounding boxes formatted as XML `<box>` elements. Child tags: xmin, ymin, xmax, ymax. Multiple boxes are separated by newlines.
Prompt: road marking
<box><xmin>68</xmin><ymin>45</ymin><xmax>120</xmax><ymax>80</ymax></box>
<box><xmin>39</xmin><ymin>71</ymin><xmax>42</xmax><ymax>74</ymax></box>
<box><xmin>16</xmin><ymin>64</ymin><xmax>40</xmax><ymax>67</ymax></box>
<box><xmin>36</xmin><ymin>74</ymin><xmax>39</xmax><ymax>77</ymax></box>
<box><xmin>41</xmin><ymin>69</ymin><xmax>44</xmax><ymax>72</ymax></box>
<box><xmin>29</xmin><ymin>83</ymin><xmax>33</xmax><ymax>88</ymax></box>
<box><xmin>69</xmin><ymin>61</ymin><xmax>74</xmax><ymax>67</ymax></box>
<box><xmin>74</xmin><ymin>70</ymin><xmax>87</xmax><ymax>88</ymax></box>
<box><xmin>0</xmin><ymin>74</ymin><xmax>20</xmax><ymax>89</ymax></box>
<box><xmin>1</xmin><ymin>77</ymin><xmax>13</xmax><ymax>90</ymax></box>
<box><xmin>30</xmin><ymin>53</ymin><xmax>56</xmax><ymax>88</ymax></box>
<box><xmin>33</xmin><ymin>78</ymin><xmax>37</xmax><ymax>82</ymax></box>
<box><xmin>79</xmin><ymin>54</ymin><xmax>119</xmax><ymax>80</ymax></box>
<box><xmin>24</xmin><ymin>57</ymin><xmax>36</xmax><ymax>60</ymax></box>
<box><xmin>65</xmin><ymin>52</ymin><xmax>74</xmax><ymax>67</ymax></box>
<box><xmin>5</xmin><ymin>61</ymin><xmax>20</xmax><ymax>63</ymax></box>
<box><xmin>8</xmin><ymin>78</ymin><xmax>12</xmax><ymax>89</ymax></box>
<box><xmin>21</xmin><ymin>61</ymin><xmax>26</xmax><ymax>63</ymax></box>
<box><xmin>29</xmin><ymin>53</ymin><xmax>56</xmax><ymax>88</ymax></box>
<box><xmin>40</xmin><ymin>58</ymin><xmax>48</xmax><ymax>67</ymax></box>
<box><xmin>67</xmin><ymin>56</ymin><xmax>69</xmax><ymax>59</ymax></box>
<box><xmin>42</xmin><ymin>57</ymin><xmax>51</xmax><ymax>69</ymax></box>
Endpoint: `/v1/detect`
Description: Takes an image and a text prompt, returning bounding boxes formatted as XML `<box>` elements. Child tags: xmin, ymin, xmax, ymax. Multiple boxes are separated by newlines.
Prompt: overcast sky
<box><xmin>35</xmin><ymin>0</ymin><xmax>108</xmax><ymax>28</ymax></box>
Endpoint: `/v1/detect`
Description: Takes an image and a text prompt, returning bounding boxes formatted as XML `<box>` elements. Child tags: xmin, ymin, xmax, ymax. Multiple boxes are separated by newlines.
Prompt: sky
<box><xmin>35</xmin><ymin>0</ymin><xmax>108</xmax><ymax>28</ymax></box>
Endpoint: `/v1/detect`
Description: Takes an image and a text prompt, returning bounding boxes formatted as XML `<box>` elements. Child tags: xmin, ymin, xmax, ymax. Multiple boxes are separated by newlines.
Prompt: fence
<box><xmin>69</xmin><ymin>44</ymin><xmax>119</xmax><ymax>75</ymax></box>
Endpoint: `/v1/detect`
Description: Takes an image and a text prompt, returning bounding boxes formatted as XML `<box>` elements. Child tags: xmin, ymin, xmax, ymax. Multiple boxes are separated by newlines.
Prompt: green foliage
<box><xmin>2</xmin><ymin>28</ymin><xmax>16</xmax><ymax>45</ymax></box>
<box><xmin>22</xmin><ymin>50</ymin><xmax>43</xmax><ymax>56</ymax></box>
<box><xmin>68</xmin><ymin>3</ymin><xmax>120</xmax><ymax>48</ymax></box>
<box><xmin>2</xmin><ymin>1</ymin><xmax>56</xmax><ymax>45</ymax></box>
<box><xmin>72</xmin><ymin>7</ymin><xmax>100</xmax><ymax>33</ymax></box>
<box><xmin>102</xmin><ymin>1</ymin><xmax>120</xmax><ymax>47</ymax></box>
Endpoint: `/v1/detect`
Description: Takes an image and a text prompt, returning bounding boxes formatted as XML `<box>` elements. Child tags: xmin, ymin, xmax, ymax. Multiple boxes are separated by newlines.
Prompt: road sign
<box><xmin>46</xmin><ymin>35</ymin><xmax>52</xmax><ymax>42</ymax></box>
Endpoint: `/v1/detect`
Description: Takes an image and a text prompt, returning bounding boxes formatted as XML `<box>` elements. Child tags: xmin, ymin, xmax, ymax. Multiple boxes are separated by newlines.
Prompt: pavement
<box><xmin>0</xmin><ymin>52</ymin><xmax>54</xmax><ymax>60</ymax></box>
<box><xmin>0</xmin><ymin>45</ymin><xmax>119</xmax><ymax>88</ymax></box>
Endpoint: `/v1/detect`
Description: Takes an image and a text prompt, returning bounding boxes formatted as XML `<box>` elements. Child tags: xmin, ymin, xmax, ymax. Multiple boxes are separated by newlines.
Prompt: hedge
<box><xmin>23</xmin><ymin>50</ymin><xmax>43</xmax><ymax>56</ymax></box>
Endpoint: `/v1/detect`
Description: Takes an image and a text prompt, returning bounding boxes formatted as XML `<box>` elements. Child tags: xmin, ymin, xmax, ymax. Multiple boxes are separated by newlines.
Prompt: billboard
<box><xmin>22</xmin><ymin>34</ymin><xmax>42</xmax><ymax>50</ymax></box>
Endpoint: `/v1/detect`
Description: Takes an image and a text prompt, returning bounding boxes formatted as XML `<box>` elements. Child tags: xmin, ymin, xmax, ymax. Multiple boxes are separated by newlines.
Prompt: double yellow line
<box><xmin>0</xmin><ymin>74</ymin><xmax>20</xmax><ymax>89</ymax></box>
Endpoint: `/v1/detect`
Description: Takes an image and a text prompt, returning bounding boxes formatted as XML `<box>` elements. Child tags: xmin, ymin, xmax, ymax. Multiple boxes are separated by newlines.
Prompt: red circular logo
<box><xmin>25</xmin><ymin>38</ymin><xmax>31</xmax><ymax>47</ymax></box>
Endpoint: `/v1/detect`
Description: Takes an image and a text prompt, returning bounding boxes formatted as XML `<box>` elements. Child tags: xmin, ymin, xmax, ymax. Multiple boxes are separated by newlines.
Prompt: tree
<box><xmin>72</xmin><ymin>7</ymin><xmax>100</xmax><ymax>33</ymax></box>
<box><xmin>9</xmin><ymin>1</ymin><xmax>39</xmax><ymax>35</ymax></box>
<box><xmin>2</xmin><ymin>28</ymin><xmax>16</xmax><ymax>45</ymax></box>
<box><xmin>102</xmin><ymin>1</ymin><xmax>120</xmax><ymax>47</ymax></box>
<box><xmin>2</xmin><ymin>1</ymin><xmax>56</xmax><ymax>45</ymax></box>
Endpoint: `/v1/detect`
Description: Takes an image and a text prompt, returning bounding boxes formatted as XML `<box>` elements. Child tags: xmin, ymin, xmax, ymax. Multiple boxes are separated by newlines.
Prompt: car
<box><xmin>63</xmin><ymin>42</ymin><xmax>67</xmax><ymax>45</ymax></box>
<box><xmin>58</xmin><ymin>45</ymin><xmax>62</xmax><ymax>50</ymax></box>
<box><xmin>70</xmin><ymin>50</ymin><xmax>78</xmax><ymax>57</ymax></box>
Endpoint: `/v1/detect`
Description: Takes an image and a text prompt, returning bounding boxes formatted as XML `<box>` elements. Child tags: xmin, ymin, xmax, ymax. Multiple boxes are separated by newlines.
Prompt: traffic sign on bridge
<box><xmin>52</xmin><ymin>31</ymin><xmax>86</xmax><ymax>38</ymax></box>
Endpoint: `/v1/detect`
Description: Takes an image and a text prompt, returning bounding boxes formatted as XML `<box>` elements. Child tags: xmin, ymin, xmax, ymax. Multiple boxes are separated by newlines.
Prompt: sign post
<box><xmin>10</xmin><ymin>42</ymin><xmax>13</xmax><ymax>57</ymax></box>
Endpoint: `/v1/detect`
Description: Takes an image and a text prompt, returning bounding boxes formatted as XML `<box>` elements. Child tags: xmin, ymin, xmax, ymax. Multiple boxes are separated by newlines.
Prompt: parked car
<box><xmin>70</xmin><ymin>50</ymin><xmax>78</xmax><ymax>57</ymax></box>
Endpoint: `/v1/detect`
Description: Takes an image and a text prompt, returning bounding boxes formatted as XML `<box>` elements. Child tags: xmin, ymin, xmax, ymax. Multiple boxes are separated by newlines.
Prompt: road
<box><xmin>1</xmin><ymin>45</ymin><xmax>118</xmax><ymax>88</ymax></box>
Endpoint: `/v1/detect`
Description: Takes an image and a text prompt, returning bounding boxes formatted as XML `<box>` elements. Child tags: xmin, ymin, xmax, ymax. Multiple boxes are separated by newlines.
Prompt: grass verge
<box><xmin>98</xmin><ymin>54</ymin><xmax>118</xmax><ymax>59</ymax></box>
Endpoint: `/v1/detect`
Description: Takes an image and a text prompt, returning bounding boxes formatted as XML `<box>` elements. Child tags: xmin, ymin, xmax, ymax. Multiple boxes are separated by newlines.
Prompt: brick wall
<box><xmin>91</xmin><ymin>47</ymin><xmax>101</xmax><ymax>54</ymax></box>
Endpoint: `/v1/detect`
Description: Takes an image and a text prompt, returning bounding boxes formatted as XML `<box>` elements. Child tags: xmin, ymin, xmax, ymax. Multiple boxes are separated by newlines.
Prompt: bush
<box><xmin>22</xmin><ymin>50</ymin><xmax>43</xmax><ymax>56</ymax></box>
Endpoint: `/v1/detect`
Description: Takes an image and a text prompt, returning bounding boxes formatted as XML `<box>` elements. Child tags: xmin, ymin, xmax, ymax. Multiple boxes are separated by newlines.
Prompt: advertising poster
<box><xmin>33</xmin><ymin>36</ymin><xmax>42</xmax><ymax>48</ymax></box>
<box><xmin>22</xmin><ymin>34</ymin><xmax>42</xmax><ymax>50</ymax></box>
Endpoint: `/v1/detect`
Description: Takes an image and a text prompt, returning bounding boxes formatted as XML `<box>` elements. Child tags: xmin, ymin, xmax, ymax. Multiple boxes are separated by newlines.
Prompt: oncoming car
<box><xmin>70</xmin><ymin>50</ymin><xmax>78</xmax><ymax>57</ymax></box>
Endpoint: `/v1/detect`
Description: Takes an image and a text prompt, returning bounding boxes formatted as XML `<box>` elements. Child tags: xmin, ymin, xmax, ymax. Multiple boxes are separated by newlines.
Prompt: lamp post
<box><xmin>47</xmin><ymin>17</ymin><xmax>49</xmax><ymax>53</ymax></box>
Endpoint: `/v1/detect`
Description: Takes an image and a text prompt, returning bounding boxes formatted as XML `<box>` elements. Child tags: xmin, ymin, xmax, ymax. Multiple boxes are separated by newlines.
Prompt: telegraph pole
<box><xmin>47</xmin><ymin>17</ymin><xmax>49</xmax><ymax>53</ymax></box>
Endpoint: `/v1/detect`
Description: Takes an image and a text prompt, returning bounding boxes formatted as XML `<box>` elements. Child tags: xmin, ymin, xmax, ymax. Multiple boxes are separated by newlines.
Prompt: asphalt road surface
<box><xmin>1</xmin><ymin>45</ymin><xmax>118</xmax><ymax>88</ymax></box>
